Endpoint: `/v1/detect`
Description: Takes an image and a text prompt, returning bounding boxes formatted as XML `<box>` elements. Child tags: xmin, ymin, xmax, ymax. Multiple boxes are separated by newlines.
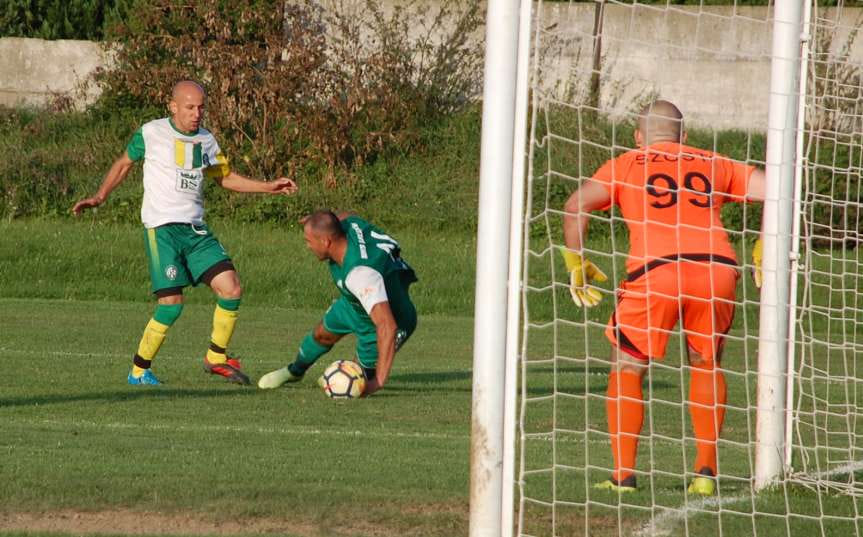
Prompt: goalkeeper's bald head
<box><xmin>636</xmin><ymin>100</ymin><xmax>685</xmax><ymax>145</ymax></box>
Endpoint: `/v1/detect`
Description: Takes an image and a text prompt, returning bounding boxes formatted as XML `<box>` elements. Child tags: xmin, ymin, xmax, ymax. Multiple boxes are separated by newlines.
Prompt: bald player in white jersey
<box><xmin>73</xmin><ymin>80</ymin><xmax>298</xmax><ymax>386</ymax></box>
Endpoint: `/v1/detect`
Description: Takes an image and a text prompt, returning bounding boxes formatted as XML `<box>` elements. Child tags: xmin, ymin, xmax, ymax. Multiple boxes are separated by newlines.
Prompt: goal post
<box><xmin>784</xmin><ymin>0</ymin><xmax>814</xmax><ymax>474</ymax></box>
<box><xmin>502</xmin><ymin>0</ymin><xmax>535</xmax><ymax>534</ymax></box>
<box><xmin>755</xmin><ymin>0</ymin><xmax>805</xmax><ymax>491</ymax></box>
<box><xmin>469</xmin><ymin>1</ymin><xmax>530</xmax><ymax>537</ymax></box>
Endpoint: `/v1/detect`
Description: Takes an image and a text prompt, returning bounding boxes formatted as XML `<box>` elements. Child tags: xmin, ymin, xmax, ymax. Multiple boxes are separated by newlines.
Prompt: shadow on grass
<box><xmin>386</xmin><ymin>368</ymin><xmax>675</xmax><ymax>395</ymax></box>
<box><xmin>0</xmin><ymin>387</ymin><xmax>257</xmax><ymax>408</ymax></box>
<box><xmin>391</xmin><ymin>370</ymin><xmax>471</xmax><ymax>384</ymax></box>
<box><xmin>383</xmin><ymin>370</ymin><xmax>676</xmax><ymax>398</ymax></box>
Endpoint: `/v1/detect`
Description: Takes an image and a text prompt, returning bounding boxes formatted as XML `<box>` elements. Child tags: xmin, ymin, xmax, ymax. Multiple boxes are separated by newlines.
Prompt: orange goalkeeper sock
<box><xmin>688</xmin><ymin>363</ymin><xmax>727</xmax><ymax>475</ymax></box>
<box><xmin>607</xmin><ymin>370</ymin><xmax>644</xmax><ymax>483</ymax></box>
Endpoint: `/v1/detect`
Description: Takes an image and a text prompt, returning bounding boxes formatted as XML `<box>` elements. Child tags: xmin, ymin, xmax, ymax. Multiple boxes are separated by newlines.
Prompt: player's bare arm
<box><xmin>363</xmin><ymin>300</ymin><xmax>398</xmax><ymax>396</ymax></box>
<box><xmin>216</xmin><ymin>171</ymin><xmax>298</xmax><ymax>195</ymax></box>
<box><xmin>562</xmin><ymin>179</ymin><xmax>612</xmax><ymax>307</ymax></box>
<box><xmin>71</xmin><ymin>152</ymin><xmax>135</xmax><ymax>215</ymax></box>
<box><xmin>746</xmin><ymin>168</ymin><xmax>767</xmax><ymax>203</ymax></box>
<box><xmin>563</xmin><ymin>179</ymin><xmax>612</xmax><ymax>252</ymax></box>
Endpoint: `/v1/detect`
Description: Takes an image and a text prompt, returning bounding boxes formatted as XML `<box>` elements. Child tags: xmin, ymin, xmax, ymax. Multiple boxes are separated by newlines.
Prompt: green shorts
<box><xmin>322</xmin><ymin>296</ymin><xmax>417</xmax><ymax>369</ymax></box>
<box><xmin>144</xmin><ymin>223</ymin><xmax>232</xmax><ymax>294</ymax></box>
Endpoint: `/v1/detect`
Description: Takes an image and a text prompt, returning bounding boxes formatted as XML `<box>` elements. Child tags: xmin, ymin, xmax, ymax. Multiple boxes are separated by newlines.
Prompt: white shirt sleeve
<box><xmin>344</xmin><ymin>266</ymin><xmax>389</xmax><ymax>314</ymax></box>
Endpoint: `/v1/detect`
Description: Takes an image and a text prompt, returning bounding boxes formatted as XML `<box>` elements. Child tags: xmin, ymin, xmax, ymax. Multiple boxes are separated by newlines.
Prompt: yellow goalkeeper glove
<box><xmin>562</xmin><ymin>249</ymin><xmax>608</xmax><ymax>308</ymax></box>
<box><xmin>752</xmin><ymin>238</ymin><xmax>763</xmax><ymax>289</ymax></box>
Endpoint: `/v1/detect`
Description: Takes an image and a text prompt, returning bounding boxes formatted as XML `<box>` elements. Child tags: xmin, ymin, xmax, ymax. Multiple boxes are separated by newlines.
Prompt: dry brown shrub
<box><xmin>96</xmin><ymin>0</ymin><xmax>483</xmax><ymax>186</ymax></box>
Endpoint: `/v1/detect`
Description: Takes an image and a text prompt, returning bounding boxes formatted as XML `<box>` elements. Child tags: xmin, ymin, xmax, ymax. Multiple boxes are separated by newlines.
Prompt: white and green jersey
<box><xmin>329</xmin><ymin>216</ymin><xmax>418</xmax><ymax>320</ymax></box>
<box><xmin>126</xmin><ymin>118</ymin><xmax>230</xmax><ymax>228</ymax></box>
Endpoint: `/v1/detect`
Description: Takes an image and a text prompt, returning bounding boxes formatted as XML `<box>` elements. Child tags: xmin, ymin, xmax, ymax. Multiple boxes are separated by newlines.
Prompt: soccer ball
<box><xmin>321</xmin><ymin>360</ymin><xmax>366</xmax><ymax>399</ymax></box>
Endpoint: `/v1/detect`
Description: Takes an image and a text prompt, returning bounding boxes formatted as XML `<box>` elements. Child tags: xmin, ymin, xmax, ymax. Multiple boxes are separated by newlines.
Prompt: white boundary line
<box><xmin>633</xmin><ymin>494</ymin><xmax>749</xmax><ymax>537</ymax></box>
<box><xmin>4</xmin><ymin>417</ymin><xmax>617</xmax><ymax>447</ymax></box>
<box><xmin>635</xmin><ymin>461</ymin><xmax>863</xmax><ymax>537</ymax></box>
<box><xmin>13</xmin><ymin>419</ymin><xmax>862</xmax><ymax>535</ymax></box>
<box><xmin>0</xmin><ymin>348</ymin><xmax>128</xmax><ymax>359</ymax></box>
<box><xmin>7</xmin><ymin>417</ymin><xmax>469</xmax><ymax>442</ymax></box>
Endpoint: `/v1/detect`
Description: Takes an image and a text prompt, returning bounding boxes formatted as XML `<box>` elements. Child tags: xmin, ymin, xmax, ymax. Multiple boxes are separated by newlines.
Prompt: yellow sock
<box><xmin>132</xmin><ymin>319</ymin><xmax>169</xmax><ymax>377</ymax></box>
<box><xmin>205</xmin><ymin>304</ymin><xmax>238</xmax><ymax>364</ymax></box>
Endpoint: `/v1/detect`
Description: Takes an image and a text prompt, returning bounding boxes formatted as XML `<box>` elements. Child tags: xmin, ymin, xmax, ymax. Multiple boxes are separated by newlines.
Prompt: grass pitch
<box><xmin>3</xmin><ymin>220</ymin><xmax>862</xmax><ymax>537</ymax></box>
<box><xmin>1</xmin><ymin>220</ymin><xmax>476</xmax><ymax>537</ymax></box>
<box><xmin>1</xmin><ymin>298</ymin><xmax>473</xmax><ymax>537</ymax></box>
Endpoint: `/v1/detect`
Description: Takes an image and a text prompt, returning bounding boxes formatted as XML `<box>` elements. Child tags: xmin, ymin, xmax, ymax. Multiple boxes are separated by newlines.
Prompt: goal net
<box><xmin>513</xmin><ymin>2</ymin><xmax>863</xmax><ymax>537</ymax></box>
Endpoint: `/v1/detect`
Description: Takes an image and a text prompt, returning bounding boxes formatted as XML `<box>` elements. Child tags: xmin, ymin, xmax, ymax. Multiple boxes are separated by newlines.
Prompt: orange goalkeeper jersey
<box><xmin>591</xmin><ymin>142</ymin><xmax>755</xmax><ymax>274</ymax></box>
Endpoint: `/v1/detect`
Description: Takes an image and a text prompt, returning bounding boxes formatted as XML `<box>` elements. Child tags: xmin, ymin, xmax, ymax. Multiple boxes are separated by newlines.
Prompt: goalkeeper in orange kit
<box><xmin>562</xmin><ymin>100</ymin><xmax>766</xmax><ymax>495</ymax></box>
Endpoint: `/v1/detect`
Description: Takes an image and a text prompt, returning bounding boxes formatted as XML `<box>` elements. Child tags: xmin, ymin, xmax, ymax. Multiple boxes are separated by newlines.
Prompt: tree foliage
<box><xmin>0</xmin><ymin>0</ymin><xmax>134</xmax><ymax>40</ymax></box>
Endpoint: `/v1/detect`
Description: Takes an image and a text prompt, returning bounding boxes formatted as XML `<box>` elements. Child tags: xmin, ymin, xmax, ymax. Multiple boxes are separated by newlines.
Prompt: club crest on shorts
<box><xmin>165</xmin><ymin>265</ymin><xmax>178</xmax><ymax>280</ymax></box>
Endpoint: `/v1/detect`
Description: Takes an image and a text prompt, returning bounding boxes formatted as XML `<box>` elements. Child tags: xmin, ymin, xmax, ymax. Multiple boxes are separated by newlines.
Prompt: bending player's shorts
<box><xmin>144</xmin><ymin>223</ymin><xmax>233</xmax><ymax>295</ymax></box>
<box><xmin>606</xmin><ymin>258</ymin><xmax>739</xmax><ymax>361</ymax></box>
<box><xmin>322</xmin><ymin>294</ymin><xmax>418</xmax><ymax>370</ymax></box>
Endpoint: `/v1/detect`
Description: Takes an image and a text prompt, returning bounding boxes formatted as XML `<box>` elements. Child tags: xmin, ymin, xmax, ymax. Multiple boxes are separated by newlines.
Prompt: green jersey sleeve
<box><xmin>126</xmin><ymin>128</ymin><xmax>145</xmax><ymax>162</ymax></box>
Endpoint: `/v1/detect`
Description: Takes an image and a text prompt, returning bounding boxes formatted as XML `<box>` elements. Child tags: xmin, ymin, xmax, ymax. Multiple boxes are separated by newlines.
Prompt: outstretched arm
<box><xmin>215</xmin><ymin>171</ymin><xmax>298</xmax><ymax>195</ymax></box>
<box><xmin>363</xmin><ymin>301</ymin><xmax>398</xmax><ymax>396</ymax></box>
<box><xmin>71</xmin><ymin>153</ymin><xmax>135</xmax><ymax>215</ymax></box>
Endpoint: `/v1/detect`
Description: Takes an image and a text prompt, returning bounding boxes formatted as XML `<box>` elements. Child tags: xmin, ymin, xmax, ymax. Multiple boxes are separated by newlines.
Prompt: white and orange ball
<box><xmin>321</xmin><ymin>360</ymin><xmax>366</xmax><ymax>399</ymax></box>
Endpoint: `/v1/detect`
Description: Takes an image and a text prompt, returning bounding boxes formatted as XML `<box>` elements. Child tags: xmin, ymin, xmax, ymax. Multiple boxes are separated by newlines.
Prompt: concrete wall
<box><xmin>0</xmin><ymin>37</ymin><xmax>109</xmax><ymax>108</ymax></box>
<box><xmin>1</xmin><ymin>3</ymin><xmax>861</xmax><ymax>131</ymax></box>
<box><xmin>537</xmin><ymin>4</ymin><xmax>863</xmax><ymax>130</ymax></box>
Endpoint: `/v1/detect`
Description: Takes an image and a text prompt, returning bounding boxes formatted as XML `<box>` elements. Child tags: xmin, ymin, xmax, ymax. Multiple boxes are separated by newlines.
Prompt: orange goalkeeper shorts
<box><xmin>606</xmin><ymin>256</ymin><xmax>739</xmax><ymax>361</ymax></box>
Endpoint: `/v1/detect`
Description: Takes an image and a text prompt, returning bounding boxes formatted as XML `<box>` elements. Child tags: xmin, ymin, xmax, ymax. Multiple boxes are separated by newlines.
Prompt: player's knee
<box><xmin>154</xmin><ymin>302</ymin><xmax>184</xmax><ymax>326</ymax></box>
<box><xmin>313</xmin><ymin>324</ymin><xmax>339</xmax><ymax>346</ymax></box>
<box><xmin>156</xmin><ymin>293</ymin><xmax>183</xmax><ymax>306</ymax></box>
<box><xmin>207</xmin><ymin>267</ymin><xmax>242</xmax><ymax>299</ymax></box>
<box><xmin>619</xmin><ymin>362</ymin><xmax>647</xmax><ymax>377</ymax></box>
<box><xmin>688</xmin><ymin>352</ymin><xmax>714</xmax><ymax>370</ymax></box>
<box><xmin>611</xmin><ymin>345</ymin><xmax>648</xmax><ymax>376</ymax></box>
<box><xmin>224</xmin><ymin>283</ymin><xmax>242</xmax><ymax>300</ymax></box>
<box><xmin>316</xmin><ymin>333</ymin><xmax>338</xmax><ymax>346</ymax></box>
<box><xmin>212</xmin><ymin>279</ymin><xmax>241</xmax><ymax>300</ymax></box>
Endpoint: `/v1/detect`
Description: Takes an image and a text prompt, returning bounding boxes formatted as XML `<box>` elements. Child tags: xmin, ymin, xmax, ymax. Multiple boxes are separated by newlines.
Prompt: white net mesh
<box><xmin>517</xmin><ymin>2</ymin><xmax>863</xmax><ymax>536</ymax></box>
<box><xmin>790</xmin><ymin>5</ymin><xmax>863</xmax><ymax>498</ymax></box>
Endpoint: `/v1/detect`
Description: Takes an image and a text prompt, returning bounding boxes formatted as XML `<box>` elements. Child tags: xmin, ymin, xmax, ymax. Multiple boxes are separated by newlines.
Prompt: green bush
<box><xmin>0</xmin><ymin>0</ymin><xmax>134</xmax><ymax>40</ymax></box>
<box><xmin>0</xmin><ymin>103</ymin><xmax>483</xmax><ymax>229</ymax></box>
<box><xmin>1</xmin><ymin>0</ymin><xmax>485</xmax><ymax>224</ymax></box>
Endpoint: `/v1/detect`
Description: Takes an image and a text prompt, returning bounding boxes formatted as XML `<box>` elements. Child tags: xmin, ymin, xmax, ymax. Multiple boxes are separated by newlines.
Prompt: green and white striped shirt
<box><xmin>126</xmin><ymin>118</ymin><xmax>229</xmax><ymax>228</ymax></box>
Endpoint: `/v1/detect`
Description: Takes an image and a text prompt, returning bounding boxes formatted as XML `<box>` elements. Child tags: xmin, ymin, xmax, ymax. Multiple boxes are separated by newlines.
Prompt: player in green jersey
<box><xmin>258</xmin><ymin>210</ymin><xmax>418</xmax><ymax>396</ymax></box>
<box><xmin>72</xmin><ymin>80</ymin><xmax>298</xmax><ymax>386</ymax></box>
